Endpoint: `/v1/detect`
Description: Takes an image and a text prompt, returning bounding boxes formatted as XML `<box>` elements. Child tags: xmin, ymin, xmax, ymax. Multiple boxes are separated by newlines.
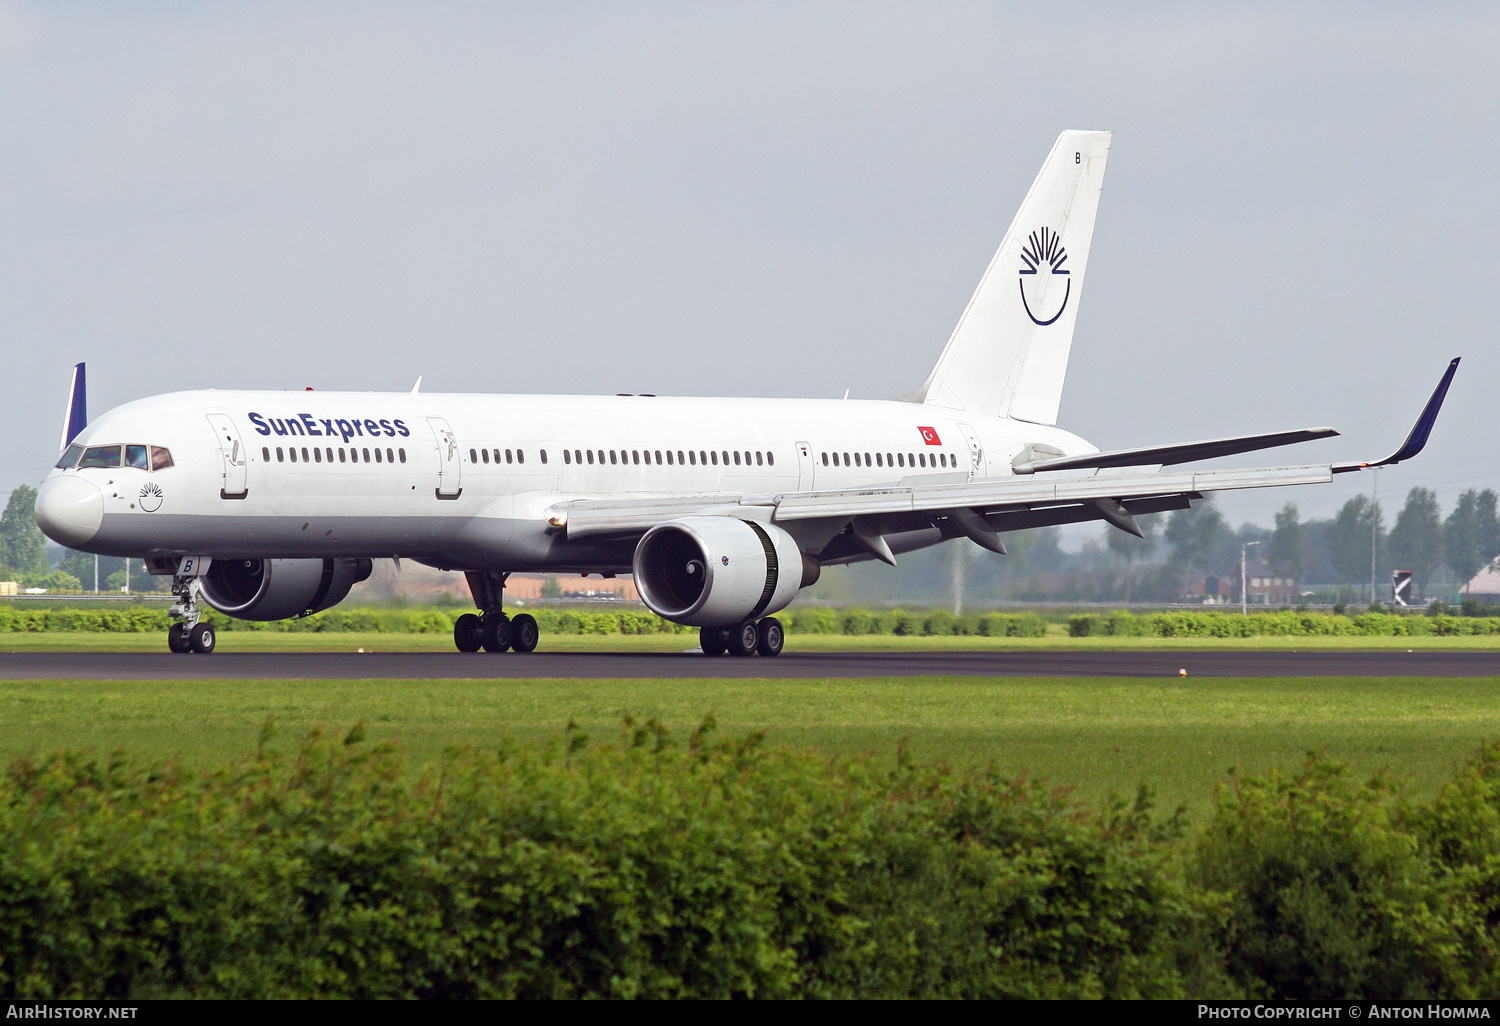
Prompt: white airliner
<box><xmin>33</xmin><ymin>131</ymin><xmax>1457</xmax><ymax>657</ymax></box>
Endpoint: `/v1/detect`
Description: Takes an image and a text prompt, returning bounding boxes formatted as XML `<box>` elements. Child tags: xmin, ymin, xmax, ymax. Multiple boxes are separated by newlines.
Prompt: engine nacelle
<box><xmin>633</xmin><ymin>517</ymin><xmax>810</xmax><ymax>627</ymax></box>
<box><xmin>200</xmin><ymin>557</ymin><xmax>373</xmax><ymax>621</ymax></box>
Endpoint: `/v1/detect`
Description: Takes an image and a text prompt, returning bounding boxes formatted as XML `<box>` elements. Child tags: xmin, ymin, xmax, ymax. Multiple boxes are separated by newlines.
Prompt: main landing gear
<box><xmin>166</xmin><ymin>573</ymin><xmax>216</xmax><ymax>654</ymax></box>
<box><xmin>453</xmin><ymin>570</ymin><xmax>538</xmax><ymax>654</ymax></box>
<box><xmin>699</xmin><ymin>617</ymin><xmax>784</xmax><ymax>657</ymax></box>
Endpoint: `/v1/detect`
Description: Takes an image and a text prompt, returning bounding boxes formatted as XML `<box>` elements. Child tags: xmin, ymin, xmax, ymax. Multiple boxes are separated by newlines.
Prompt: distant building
<box><xmin>0</xmin><ymin>581</ymin><xmax>15</xmax><ymax>596</ymax></box>
<box><xmin>1239</xmin><ymin>559</ymin><xmax>1300</xmax><ymax>605</ymax></box>
<box><xmin>1463</xmin><ymin>557</ymin><xmax>1500</xmax><ymax>600</ymax></box>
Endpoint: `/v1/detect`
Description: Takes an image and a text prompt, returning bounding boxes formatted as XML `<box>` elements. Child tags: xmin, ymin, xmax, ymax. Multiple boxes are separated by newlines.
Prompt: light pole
<box><xmin>1241</xmin><ymin>540</ymin><xmax>1261</xmax><ymax>616</ymax></box>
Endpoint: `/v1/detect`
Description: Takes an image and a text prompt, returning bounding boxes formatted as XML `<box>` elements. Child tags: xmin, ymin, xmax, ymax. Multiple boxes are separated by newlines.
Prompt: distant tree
<box><xmin>1387</xmin><ymin>487</ymin><xmax>1444</xmax><ymax>600</ymax></box>
<box><xmin>0</xmin><ymin>486</ymin><xmax>49</xmax><ymax>577</ymax></box>
<box><xmin>1106</xmin><ymin>514</ymin><xmax>1158</xmax><ymax>603</ymax></box>
<box><xmin>1479</xmin><ymin>489</ymin><xmax>1500</xmax><ymax>568</ymax></box>
<box><xmin>1446</xmin><ymin>490</ymin><xmax>1483</xmax><ymax>591</ymax></box>
<box><xmin>1267</xmin><ymin>503</ymin><xmax>1303</xmax><ymax>581</ymax></box>
<box><xmin>1326</xmin><ymin>495</ymin><xmax>1383</xmax><ymax>601</ymax></box>
<box><xmin>541</xmin><ymin>576</ymin><xmax>563</xmax><ymax>598</ymax></box>
<box><xmin>1164</xmin><ymin>496</ymin><xmax>1228</xmax><ymax>573</ymax></box>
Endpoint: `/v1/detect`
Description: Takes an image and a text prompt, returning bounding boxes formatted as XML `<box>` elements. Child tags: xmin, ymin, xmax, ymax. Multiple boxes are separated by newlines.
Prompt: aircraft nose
<box><xmin>35</xmin><ymin>475</ymin><xmax>104</xmax><ymax>548</ymax></box>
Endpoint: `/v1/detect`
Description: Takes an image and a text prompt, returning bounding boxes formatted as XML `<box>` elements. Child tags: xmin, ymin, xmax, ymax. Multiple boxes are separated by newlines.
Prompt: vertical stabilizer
<box><xmin>905</xmin><ymin>130</ymin><xmax>1110</xmax><ymax>424</ymax></box>
<box><xmin>59</xmin><ymin>363</ymin><xmax>86</xmax><ymax>452</ymax></box>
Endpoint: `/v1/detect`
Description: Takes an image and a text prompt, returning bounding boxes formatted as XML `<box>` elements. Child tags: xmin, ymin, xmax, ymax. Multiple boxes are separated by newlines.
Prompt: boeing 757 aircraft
<box><xmin>33</xmin><ymin>131</ymin><xmax>1458</xmax><ymax>657</ymax></box>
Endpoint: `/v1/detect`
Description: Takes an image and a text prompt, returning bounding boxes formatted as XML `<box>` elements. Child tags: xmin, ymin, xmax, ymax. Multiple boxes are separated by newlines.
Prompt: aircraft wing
<box><xmin>551</xmin><ymin>358</ymin><xmax>1458</xmax><ymax>563</ymax></box>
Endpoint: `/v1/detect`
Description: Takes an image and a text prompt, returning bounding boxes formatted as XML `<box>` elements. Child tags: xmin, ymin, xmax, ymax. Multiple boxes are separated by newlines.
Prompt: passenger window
<box><xmin>481</xmin><ymin>449</ymin><xmax>489</xmax><ymax>464</ymax></box>
<box><xmin>767</xmin><ymin>452</ymin><xmax>773</xmax><ymax>466</ymax></box>
<box><xmin>842</xmin><ymin>453</ymin><xmax>849</xmax><ymax>466</ymax></box>
<box><xmin>609</xmin><ymin>450</ymin><xmax>617</xmax><ymax>465</ymax></box>
<box><xmin>586</xmin><ymin>450</ymin><xmax>594</xmax><ymax>465</ymax></box>
<box><xmin>875</xmin><ymin>453</ymin><xmax>882</xmax><ymax>467</ymax></box>
<box><xmin>492</xmin><ymin>449</ymin><xmax>499</xmax><ymax>464</ymax></box>
<box><xmin>79</xmin><ymin>445</ymin><xmax>122</xmax><ymax>469</ymax></box>
<box><xmin>276</xmin><ymin>447</ymin><xmax>284</xmax><ymax>462</ymax></box>
<box><xmin>262</xmin><ymin>447</ymin><xmax>270</xmax><ymax>463</ymax></box>
<box><xmin>375</xmin><ymin>448</ymin><xmax>383</xmax><ymax>463</ymax></box>
<box><xmin>743</xmin><ymin>451</ymin><xmax>751</xmax><ymax>465</ymax></box>
<box><xmin>652</xmin><ymin>450</ymin><xmax>660</xmax><ymax>464</ymax></box>
<box><xmin>677</xmin><ymin>450</ymin><xmax>685</xmax><ymax>464</ymax></box>
<box><xmin>733</xmin><ymin>451</ymin><xmax>741</xmax><ymax>466</ymax></box>
<box><xmin>574</xmin><ymin>449</ymin><xmax>582</xmax><ymax>464</ymax></box>
<box><xmin>711</xmin><ymin>451</ymin><xmax>718</xmax><ymax>465</ymax></box>
<box><xmin>564</xmin><ymin>450</ymin><xmax>571</xmax><ymax>464</ymax></box>
<box><xmin>699</xmin><ymin>451</ymin><xmax>707</xmax><ymax>465</ymax></box>
<box><xmin>314</xmin><ymin>448</ymin><xmax>322</xmax><ymax>463</ymax></box>
<box><xmin>338</xmin><ymin>448</ymin><xmax>346</xmax><ymax>463</ymax></box>
<box><xmin>887</xmin><ymin>453</ymin><xmax>893</xmax><ymax>467</ymax></box>
<box><xmin>632</xmin><ymin>450</ymin><xmax>640</xmax><ymax>464</ymax></box>
<box><xmin>505</xmin><ymin>449</ymin><xmax>513</xmax><ymax>464</ymax></box>
<box><xmin>387</xmin><ymin>448</ymin><xmax>394</xmax><ymax>463</ymax></box>
<box><xmin>821</xmin><ymin>453</ymin><xmax>827</xmax><ymax>466</ymax></box>
<box><xmin>517</xmin><ymin>450</ymin><xmax>524</xmax><ymax>464</ymax></box>
<box><xmin>125</xmin><ymin>444</ymin><xmax>148</xmax><ymax>469</ymax></box>
<box><xmin>721</xmin><ymin>451</ymin><xmax>729</xmax><ymax>465</ymax></box>
<box><xmin>666</xmin><ymin>451</ymin><xmax>673</xmax><ymax>465</ymax></box>
<box><xmin>864</xmin><ymin>453</ymin><xmax>871</xmax><ymax>466</ymax></box>
<box><xmin>289</xmin><ymin>448</ymin><xmax>298</xmax><ymax>463</ymax></box>
<box><xmin>55</xmin><ymin>444</ymin><xmax>83</xmax><ymax>469</ymax></box>
<box><xmin>362</xmin><ymin>448</ymin><xmax>370</xmax><ymax>462</ymax></box>
<box><xmin>399</xmin><ymin>449</ymin><xmax>406</xmax><ymax>463</ymax></box>
<box><xmin>539</xmin><ymin>450</ymin><xmax>546</xmax><ymax>464</ymax></box>
<box><xmin>469</xmin><ymin>448</ymin><xmax>477</xmax><ymax>464</ymax></box>
<box><xmin>754</xmin><ymin>451</ymin><xmax>762</xmax><ymax>466</ymax></box>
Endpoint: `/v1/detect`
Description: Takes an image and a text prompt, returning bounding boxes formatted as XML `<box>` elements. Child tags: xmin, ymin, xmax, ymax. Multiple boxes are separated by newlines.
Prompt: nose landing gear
<box><xmin>698</xmin><ymin>616</ymin><xmax>783</xmax><ymax>657</ymax></box>
<box><xmin>453</xmin><ymin>570</ymin><xmax>540</xmax><ymax>654</ymax></box>
<box><xmin>166</xmin><ymin>572</ymin><xmax>216</xmax><ymax>654</ymax></box>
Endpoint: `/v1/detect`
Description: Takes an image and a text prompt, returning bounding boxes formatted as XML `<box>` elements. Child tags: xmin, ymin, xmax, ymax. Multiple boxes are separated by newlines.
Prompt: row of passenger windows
<box><xmin>561</xmin><ymin>448</ymin><xmax>774</xmax><ymax>468</ymax></box>
<box><xmin>823</xmin><ymin>450</ymin><xmax>955</xmax><ymax>470</ymax></box>
<box><xmin>265</xmin><ymin>445</ymin><xmax>406</xmax><ymax>465</ymax></box>
<box><xmin>56</xmin><ymin>444</ymin><xmax>174</xmax><ymax>471</ymax></box>
<box><xmin>470</xmin><ymin>448</ymin><xmax>530</xmax><ymax>465</ymax></box>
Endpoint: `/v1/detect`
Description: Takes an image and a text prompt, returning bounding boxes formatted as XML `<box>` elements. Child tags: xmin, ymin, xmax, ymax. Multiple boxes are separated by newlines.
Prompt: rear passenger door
<box><xmin>428</xmin><ymin>417</ymin><xmax>463</xmax><ymax>499</ymax></box>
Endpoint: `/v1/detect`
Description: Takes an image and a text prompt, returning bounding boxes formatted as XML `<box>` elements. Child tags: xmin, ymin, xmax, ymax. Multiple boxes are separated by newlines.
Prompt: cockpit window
<box><xmin>55</xmin><ymin>444</ymin><xmax>82</xmax><ymax>469</ymax></box>
<box><xmin>125</xmin><ymin>445</ymin><xmax>149</xmax><ymax>470</ymax></box>
<box><xmin>150</xmin><ymin>446</ymin><xmax>174</xmax><ymax>470</ymax></box>
<box><xmin>78</xmin><ymin>445</ymin><xmax>122</xmax><ymax>469</ymax></box>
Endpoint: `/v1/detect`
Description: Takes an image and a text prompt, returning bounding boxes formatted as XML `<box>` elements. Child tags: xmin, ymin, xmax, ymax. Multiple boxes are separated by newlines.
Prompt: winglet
<box><xmin>59</xmin><ymin>362</ymin><xmax>86</xmax><ymax>452</ymax></box>
<box><xmin>1333</xmin><ymin>358</ymin><xmax>1459</xmax><ymax>474</ymax></box>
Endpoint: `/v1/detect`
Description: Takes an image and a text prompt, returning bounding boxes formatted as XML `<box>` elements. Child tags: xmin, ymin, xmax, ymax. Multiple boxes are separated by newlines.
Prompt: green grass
<box><xmin>5</xmin><ymin>630</ymin><xmax>1500</xmax><ymax>653</ymax></box>
<box><xmin>4</xmin><ymin>674</ymin><xmax>1499</xmax><ymax>821</ymax></box>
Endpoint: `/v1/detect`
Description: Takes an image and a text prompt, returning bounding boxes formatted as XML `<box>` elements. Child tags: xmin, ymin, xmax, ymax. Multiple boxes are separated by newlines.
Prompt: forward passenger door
<box><xmin>428</xmin><ymin>417</ymin><xmax>463</xmax><ymax>499</ymax></box>
<box><xmin>206</xmin><ymin>413</ymin><xmax>248</xmax><ymax>498</ymax></box>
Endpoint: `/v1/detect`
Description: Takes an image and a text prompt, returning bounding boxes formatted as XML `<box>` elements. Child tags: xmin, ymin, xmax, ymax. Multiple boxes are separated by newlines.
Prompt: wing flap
<box><xmin>1013</xmin><ymin>427</ymin><xmax>1338</xmax><ymax>474</ymax></box>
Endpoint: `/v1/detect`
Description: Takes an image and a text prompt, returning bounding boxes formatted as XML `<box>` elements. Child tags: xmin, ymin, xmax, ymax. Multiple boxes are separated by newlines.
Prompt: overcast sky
<box><xmin>2</xmin><ymin>1</ymin><xmax>1495</xmax><ymax>536</ymax></box>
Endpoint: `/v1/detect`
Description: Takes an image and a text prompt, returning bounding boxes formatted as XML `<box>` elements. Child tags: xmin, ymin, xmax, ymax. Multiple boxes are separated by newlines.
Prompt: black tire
<box><xmin>756</xmin><ymin>617</ymin><xmax>784</xmax><ymax>657</ymax></box>
<box><xmin>510</xmin><ymin>613</ymin><xmax>539</xmax><ymax>653</ymax></box>
<box><xmin>189</xmin><ymin>622</ymin><xmax>216</xmax><ymax>655</ymax></box>
<box><xmin>726</xmin><ymin>621</ymin><xmax>759</xmax><ymax>657</ymax></box>
<box><xmin>454</xmin><ymin>612</ymin><xmax>483</xmax><ymax>652</ymax></box>
<box><xmin>167</xmin><ymin>622</ymin><xmax>191</xmax><ymax>654</ymax></box>
<box><xmin>481</xmin><ymin>614</ymin><xmax>513</xmax><ymax>653</ymax></box>
<box><xmin>699</xmin><ymin>625</ymin><xmax>728</xmax><ymax>656</ymax></box>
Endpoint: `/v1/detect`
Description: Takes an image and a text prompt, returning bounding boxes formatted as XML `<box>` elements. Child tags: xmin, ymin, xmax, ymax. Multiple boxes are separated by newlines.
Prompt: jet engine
<box><xmin>632</xmin><ymin>517</ymin><xmax>813</xmax><ymax>627</ymax></box>
<box><xmin>200</xmin><ymin>557</ymin><xmax>373</xmax><ymax>621</ymax></box>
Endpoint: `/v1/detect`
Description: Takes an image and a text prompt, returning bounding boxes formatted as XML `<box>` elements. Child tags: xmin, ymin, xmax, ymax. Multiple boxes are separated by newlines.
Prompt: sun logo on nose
<box><xmin>1017</xmin><ymin>227</ymin><xmax>1070</xmax><ymax>326</ymax></box>
<box><xmin>138</xmin><ymin>482</ymin><xmax>164</xmax><ymax>512</ymax></box>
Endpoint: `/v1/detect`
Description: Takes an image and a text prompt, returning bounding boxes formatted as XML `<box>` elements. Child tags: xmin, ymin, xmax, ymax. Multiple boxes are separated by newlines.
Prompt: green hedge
<box><xmin>11</xmin><ymin>725</ymin><xmax>1500</xmax><ymax>998</ymax></box>
<box><xmin>1068</xmin><ymin>610</ymin><xmax>1500</xmax><ymax>638</ymax></box>
<box><xmin>0</xmin><ymin>721</ymin><xmax>1194</xmax><ymax>999</ymax></box>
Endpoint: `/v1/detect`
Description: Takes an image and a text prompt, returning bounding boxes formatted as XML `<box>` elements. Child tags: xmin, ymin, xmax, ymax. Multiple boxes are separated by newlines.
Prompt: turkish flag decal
<box><xmin>918</xmin><ymin>426</ymin><xmax>941</xmax><ymax>446</ymax></box>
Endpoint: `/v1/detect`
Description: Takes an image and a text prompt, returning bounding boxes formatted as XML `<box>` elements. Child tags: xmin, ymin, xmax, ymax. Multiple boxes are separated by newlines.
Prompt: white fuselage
<box><xmin>36</xmin><ymin>389</ymin><xmax>1094</xmax><ymax>573</ymax></box>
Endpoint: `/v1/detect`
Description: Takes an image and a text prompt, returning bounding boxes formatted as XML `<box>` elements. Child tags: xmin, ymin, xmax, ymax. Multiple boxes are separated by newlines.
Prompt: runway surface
<box><xmin>3</xmin><ymin>650</ymin><xmax>1499</xmax><ymax>680</ymax></box>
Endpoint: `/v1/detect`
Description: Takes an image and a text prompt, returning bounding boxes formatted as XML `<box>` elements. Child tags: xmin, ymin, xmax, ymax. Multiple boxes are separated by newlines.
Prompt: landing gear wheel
<box><xmin>726</xmin><ymin>621</ymin><xmax>759</xmax><ymax>657</ymax></box>
<box><xmin>699</xmin><ymin>625</ymin><xmax>728</xmax><ymax>656</ymax></box>
<box><xmin>454</xmin><ymin>613</ymin><xmax>483</xmax><ymax>653</ymax></box>
<box><xmin>510</xmin><ymin>613</ymin><xmax>539</xmax><ymax>653</ymax></box>
<box><xmin>167</xmin><ymin>622</ymin><xmax>191</xmax><ymax>654</ymax></box>
<box><xmin>481</xmin><ymin>614</ymin><xmax>513</xmax><ymax>653</ymax></box>
<box><xmin>756</xmin><ymin>617</ymin><xmax>784</xmax><ymax>657</ymax></box>
<box><xmin>188</xmin><ymin>622</ymin><xmax>216</xmax><ymax>655</ymax></box>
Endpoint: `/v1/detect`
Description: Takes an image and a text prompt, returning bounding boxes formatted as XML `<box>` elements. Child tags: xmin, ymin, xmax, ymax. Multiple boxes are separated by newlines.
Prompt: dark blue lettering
<box><xmin>379</xmin><ymin>419</ymin><xmax>394</xmax><ymax>436</ymax></box>
<box><xmin>335</xmin><ymin>419</ymin><xmax>354</xmax><ymax>442</ymax></box>
<box><xmin>319</xmin><ymin>418</ymin><xmax>336</xmax><ymax>436</ymax></box>
<box><xmin>270</xmin><ymin>418</ymin><xmax>289</xmax><ymax>436</ymax></box>
<box><xmin>352</xmin><ymin>420</ymin><xmax>363</xmax><ymax>437</ymax></box>
<box><xmin>364</xmin><ymin>419</ymin><xmax>380</xmax><ymax>436</ymax></box>
<box><xmin>286</xmin><ymin>418</ymin><xmax>305</xmax><ymax>436</ymax></box>
<box><xmin>248</xmin><ymin>412</ymin><xmax>270</xmax><ymax>435</ymax></box>
<box><xmin>393</xmin><ymin>419</ymin><xmax>410</xmax><ymax>437</ymax></box>
<box><xmin>299</xmin><ymin>414</ymin><xmax>322</xmax><ymax>436</ymax></box>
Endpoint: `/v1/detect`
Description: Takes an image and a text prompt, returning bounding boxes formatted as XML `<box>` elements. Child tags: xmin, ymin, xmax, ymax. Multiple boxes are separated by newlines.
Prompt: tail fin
<box><xmin>59</xmin><ymin>362</ymin><xmax>86</xmax><ymax>452</ymax></box>
<box><xmin>904</xmin><ymin>130</ymin><xmax>1110</xmax><ymax>424</ymax></box>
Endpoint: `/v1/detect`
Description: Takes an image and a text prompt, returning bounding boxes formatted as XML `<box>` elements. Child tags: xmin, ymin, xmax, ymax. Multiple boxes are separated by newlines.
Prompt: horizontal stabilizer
<box><xmin>1014</xmin><ymin>427</ymin><xmax>1339</xmax><ymax>474</ymax></box>
<box><xmin>1333</xmin><ymin>358</ymin><xmax>1459</xmax><ymax>474</ymax></box>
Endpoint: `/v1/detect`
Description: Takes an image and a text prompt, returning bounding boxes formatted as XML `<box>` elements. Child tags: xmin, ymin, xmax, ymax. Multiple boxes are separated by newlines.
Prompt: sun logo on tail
<box><xmin>1017</xmin><ymin>227</ymin><xmax>1071</xmax><ymax>326</ymax></box>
